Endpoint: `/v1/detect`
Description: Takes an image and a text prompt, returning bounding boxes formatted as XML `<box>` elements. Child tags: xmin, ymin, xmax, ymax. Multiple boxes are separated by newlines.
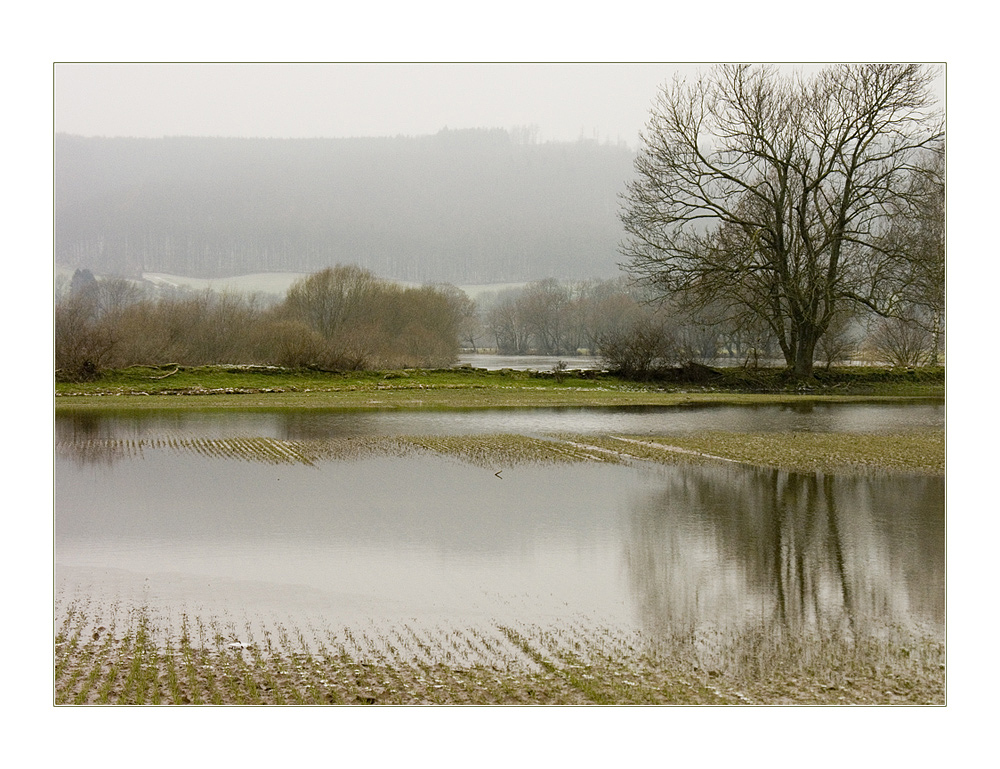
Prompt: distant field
<box><xmin>137</xmin><ymin>272</ymin><xmax>528</xmax><ymax>299</ymax></box>
<box><xmin>142</xmin><ymin>272</ymin><xmax>307</xmax><ymax>296</ymax></box>
<box><xmin>48</xmin><ymin>265</ymin><xmax>533</xmax><ymax>302</ymax></box>
<box><xmin>57</xmin><ymin>265</ymin><xmax>529</xmax><ymax>299</ymax></box>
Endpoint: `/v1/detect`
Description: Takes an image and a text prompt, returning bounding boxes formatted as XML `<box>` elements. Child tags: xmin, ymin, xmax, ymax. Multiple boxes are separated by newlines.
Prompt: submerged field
<box><xmin>57</xmin><ymin>430</ymin><xmax>945</xmax><ymax>476</ymax></box>
<box><xmin>54</xmin><ymin>600</ymin><xmax>944</xmax><ymax>706</ymax></box>
<box><xmin>54</xmin><ymin>429</ymin><xmax>945</xmax><ymax>705</ymax></box>
<box><xmin>54</xmin><ymin>365</ymin><xmax>945</xmax><ymax>705</ymax></box>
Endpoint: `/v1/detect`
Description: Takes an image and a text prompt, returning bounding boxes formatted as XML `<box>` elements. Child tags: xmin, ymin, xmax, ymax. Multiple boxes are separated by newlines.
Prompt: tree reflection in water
<box><xmin>624</xmin><ymin>464</ymin><xmax>944</xmax><ymax>638</ymax></box>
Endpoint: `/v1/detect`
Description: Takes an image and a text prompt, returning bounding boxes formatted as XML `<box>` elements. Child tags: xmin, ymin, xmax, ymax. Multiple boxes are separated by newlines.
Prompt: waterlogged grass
<box><xmin>399</xmin><ymin>434</ymin><xmax>606</xmax><ymax>467</ymax></box>
<box><xmin>55</xmin><ymin>435</ymin><xmax>418</xmax><ymax>467</ymax></box>
<box><xmin>55</xmin><ymin>365</ymin><xmax>627</xmax><ymax>399</ymax></box>
<box><xmin>57</xmin><ymin>430</ymin><xmax>944</xmax><ymax>475</ymax></box>
<box><xmin>53</xmin><ymin>603</ymin><xmax>944</xmax><ymax>705</ymax></box>
<box><xmin>563</xmin><ymin>431</ymin><xmax>946</xmax><ymax>476</ymax></box>
<box><xmin>54</xmin><ymin>364</ymin><xmax>944</xmax><ymax>411</ymax></box>
<box><xmin>54</xmin><ymin>434</ymin><xmax>593</xmax><ymax>469</ymax></box>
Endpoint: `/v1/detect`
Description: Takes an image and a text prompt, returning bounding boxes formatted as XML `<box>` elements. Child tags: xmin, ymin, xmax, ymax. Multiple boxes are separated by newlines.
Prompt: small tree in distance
<box><xmin>868</xmin><ymin>311</ymin><xmax>935</xmax><ymax>367</ymax></box>
<box><xmin>598</xmin><ymin>314</ymin><xmax>683</xmax><ymax>379</ymax></box>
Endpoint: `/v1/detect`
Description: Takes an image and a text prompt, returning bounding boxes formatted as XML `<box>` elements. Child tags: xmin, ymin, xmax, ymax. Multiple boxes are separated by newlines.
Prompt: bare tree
<box><xmin>621</xmin><ymin>64</ymin><xmax>944</xmax><ymax>377</ymax></box>
<box><xmin>816</xmin><ymin>306</ymin><xmax>860</xmax><ymax>369</ymax></box>
<box><xmin>96</xmin><ymin>277</ymin><xmax>147</xmax><ymax>319</ymax></box>
<box><xmin>520</xmin><ymin>278</ymin><xmax>571</xmax><ymax>354</ymax></box>
<box><xmin>868</xmin><ymin>310</ymin><xmax>935</xmax><ymax>367</ymax></box>
<box><xmin>598</xmin><ymin>312</ymin><xmax>684</xmax><ymax>379</ymax></box>
<box><xmin>55</xmin><ymin>291</ymin><xmax>117</xmax><ymax>380</ymax></box>
<box><xmin>435</xmin><ymin>284</ymin><xmax>481</xmax><ymax>352</ymax></box>
<box><xmin>282</xmin><ymin>265</ymin><xmax>381</xmax><ymax>340</ymax></box>
<box><xmin>884</xmin><ymin>149</ymin><xmax>945</xmax><ymax>364</ymax></box>
<box><xmin>485</xmin><ymin>290</ymin><xmax>531</xmax><ymax>354</ymax></box>
<box><xmin>377</xmin><ymin>285</ymin><xmax>462</xmax><ymax>367</ymax></box>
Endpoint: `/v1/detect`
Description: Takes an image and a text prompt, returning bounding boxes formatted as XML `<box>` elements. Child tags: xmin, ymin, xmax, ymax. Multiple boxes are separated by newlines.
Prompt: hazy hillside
<box><xmin>55</xmin><ymin>130</ymin><xmax>636</xmax><ymax>285</ymax></box>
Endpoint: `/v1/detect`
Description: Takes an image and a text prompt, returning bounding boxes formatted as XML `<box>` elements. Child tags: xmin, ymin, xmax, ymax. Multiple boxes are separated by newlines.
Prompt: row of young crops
<box><xmin>53</xmin><ymin>596</ymin><xmax>944</xmax><ymax>705</ymax></box>
<box><xmin>55</xmin><ymin>434</ymin><xmax>620</xmax><ymax>468</ymax></box>
<box><xmin>56</xmin><ymin>429</ymin><xmax>945</xmax><ymax>475</ymax></box>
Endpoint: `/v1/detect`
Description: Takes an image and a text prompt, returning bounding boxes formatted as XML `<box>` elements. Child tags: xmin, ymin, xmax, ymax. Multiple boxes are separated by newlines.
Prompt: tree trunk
<box><xmin>793</xmin><ymin>331</ymin><xmax>817</xmax><ymax>378</ymax></box>
<box><xmin>931</xmin><ymin>310</ymin><xmax>942</xmax><ymax>366</ymax></box>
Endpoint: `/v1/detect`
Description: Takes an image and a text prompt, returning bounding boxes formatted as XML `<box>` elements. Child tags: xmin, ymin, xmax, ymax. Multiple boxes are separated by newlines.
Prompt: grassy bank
<box><xmin>54</xmin><ymin>603</ymin><xmax>944</xmax><ymax>706</ymax></box>
<box><xmin>55</xmin><ymin>364</ymin><xmax>945</xmax><ymax>411</ymax></box>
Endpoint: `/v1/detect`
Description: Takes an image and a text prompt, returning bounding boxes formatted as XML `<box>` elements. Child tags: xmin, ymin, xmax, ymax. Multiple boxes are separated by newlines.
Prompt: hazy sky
<box><xmin>54</xmin><ymin>62</ymin><xmax>947</xmax><ymax>149</ymax></box>
<box><xmin>54</xmin><ymin>63</ymin><xmax>706</xmax><ymax>146</ymax></box>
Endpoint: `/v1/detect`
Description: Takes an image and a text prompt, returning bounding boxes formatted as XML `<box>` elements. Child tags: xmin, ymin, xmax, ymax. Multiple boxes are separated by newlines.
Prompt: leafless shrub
<box><xmin>869</xmin><ymin>313</ymin><xmax>934</xmax><ymax>367</ymax></box>
<box><xmin>55</xmin><ymin>293</ymin><xmax>117</xmax><ymax>380</ymax></box>
<box><xmin>598</xmin><ymin>315</ymin><xmax>684</xmax><ymax>379</ymax></box>
<box><xmin>56</xmin><ymin>266</ymin><xmax>464</xmax><ymax>372</ymax></box>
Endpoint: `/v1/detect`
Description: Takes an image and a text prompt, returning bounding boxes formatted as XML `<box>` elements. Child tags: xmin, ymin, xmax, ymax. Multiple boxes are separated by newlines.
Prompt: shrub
<box><xmin>598</xmin><ymin>316</ymin><xmax>684</xmax><ymax>379</ymax></box>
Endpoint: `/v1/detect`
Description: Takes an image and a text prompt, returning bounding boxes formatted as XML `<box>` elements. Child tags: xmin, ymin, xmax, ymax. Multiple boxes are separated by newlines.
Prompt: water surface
<box><xmin>456</xmin><ymin>353</ymin><xmax>601</xmax><ymax>371</ymax></box>
<box><xmin>54</xmin><ymin>405</ymin><xmax>944</xmax><ymax>642</ymax></box>
<box><xmin>56</xmin><ymin>402</ymin><xmax>944</xmax><ymax>442</ymax></box>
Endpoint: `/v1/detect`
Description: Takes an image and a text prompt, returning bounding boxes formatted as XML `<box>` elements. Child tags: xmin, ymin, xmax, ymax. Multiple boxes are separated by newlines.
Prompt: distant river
<box><xmin>453</xmin><ymin>354</ymin><xmax>872</xmax><ymax>371</ymax></box>
<box><xmin>455</xmin><ymin>353</ymin><xmax>601</xmax><ymax>371</ymax></box>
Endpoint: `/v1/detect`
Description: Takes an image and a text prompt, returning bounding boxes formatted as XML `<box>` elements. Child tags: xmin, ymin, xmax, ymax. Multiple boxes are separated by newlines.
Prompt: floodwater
<box><xmin>55</xmin><ymin>401</ymin><xmax>944</xmax><ymax>442</ymax></box>
<box><xmin>456</xmin><ymin>353</ymin><xmax>602</xmax><ymax>371</ymax></box>
<box><xmin>54</xmin><ymin>405</ymin><xmax>944</xmax><ymax>641</ymax></box>
<box><xmin>453</xmin><ymin>354</ymin><xmax>868</xmax><ymax>371</ymax></box>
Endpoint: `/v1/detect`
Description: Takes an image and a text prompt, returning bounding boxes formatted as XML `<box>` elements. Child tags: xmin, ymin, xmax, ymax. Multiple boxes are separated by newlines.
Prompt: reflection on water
<box><xmin>54</xmin><ymin>408</ymin><xmax>944</xmax><ymax>640</ymax></box>
<box><xmin>56</xmin><ymin>402</ymin><xmax>944</xmax><ymax>446</ymax></box>
<box><xmin>455</xmin><ymin>354</ymin><xmax>873</xmax><ymax>372</ymax></box>
<box><xmin>626</xmin><ymin>464</ymin><xmax>943</xmax><ymax>635</ymax></box>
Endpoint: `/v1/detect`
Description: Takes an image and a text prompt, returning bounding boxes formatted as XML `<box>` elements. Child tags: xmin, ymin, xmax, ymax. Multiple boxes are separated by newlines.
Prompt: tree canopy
<box><xmin>620</xmin><ymin>64</ymin><xmax>944</xmax><ymax>376</ymax></box>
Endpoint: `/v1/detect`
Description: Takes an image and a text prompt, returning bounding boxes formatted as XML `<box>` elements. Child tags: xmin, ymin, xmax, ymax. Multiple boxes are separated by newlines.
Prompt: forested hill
<box><xmin>55</xmin><ymin>130</ymin><xmax>636</xmax><ymax>284</ymax></box>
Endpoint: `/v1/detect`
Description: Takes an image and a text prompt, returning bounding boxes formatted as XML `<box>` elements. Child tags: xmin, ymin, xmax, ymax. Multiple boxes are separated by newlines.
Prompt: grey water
<box><xmin>55</xmin><ymin>401</ymin><xmax>943</xmax><ymax>442</ymax></box>
<box><xmin>54</xmin><ymin>405</ymin><xmax>944</xmax><ymax>638</ymax></box>
<box><xmin>455</xmin><ymin>353</ymin><xmax>602</xmax><ymax>371</ymax></box>
<box><xmin>453</xmin><ymin>354</ymin><xmax>870</xmax><ymax>371</ymax></box>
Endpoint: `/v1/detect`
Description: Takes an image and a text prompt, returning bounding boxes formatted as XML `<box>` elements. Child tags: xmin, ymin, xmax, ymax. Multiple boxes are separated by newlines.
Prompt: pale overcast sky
<box><xmin>54</xmin><ymin>62</ymin><xmax>946</xmax><ymax>149</ymax></box>
<box><xmin>54</xmin><ymin>63</ymin><xmax>705</xmax><ymax>147</ymax></box>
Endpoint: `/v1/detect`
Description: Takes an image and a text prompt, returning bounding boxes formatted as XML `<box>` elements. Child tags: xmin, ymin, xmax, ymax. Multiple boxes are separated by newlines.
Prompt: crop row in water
<box><xmin>594</xmin><ymin>432</ymin><xmax>945</xmax><ymax>475</ymax></box>
<box><xmin>53</xmin><ymin>599</ymin><xmax>944</xmax><ymax>705</ymax></box>
<box><xmin>54</xmin><ymin>434</ymin><xmax>609</xmax><ymax>468</ymax></box>
<box><xmin>56</xmin><ymin>429</ymin><xmax>944</xmax><ymax>475</ymax></box>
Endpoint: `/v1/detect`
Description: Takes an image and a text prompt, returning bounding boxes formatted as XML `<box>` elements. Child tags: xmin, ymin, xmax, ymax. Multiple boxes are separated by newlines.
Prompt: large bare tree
<box><xmin>620</xmin><ymin>64</ymin><xmax>944</xmax><ymax>377</ymax></box>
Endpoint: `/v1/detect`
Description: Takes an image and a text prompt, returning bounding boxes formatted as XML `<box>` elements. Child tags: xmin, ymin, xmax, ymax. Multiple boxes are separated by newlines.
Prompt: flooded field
<box><xmin>56</xmin><ymin>400</ymin><xmax>944</xmax><ymax>440</ymax></box>
<box><xmin>53</xmin><ymin>405</ymin><xmax>945</xmax><ymax>704</ymax></box>
<box><xmin>455</xmin><ymin>353</ymin><xmax>602</xmax><ymax>371</ymax></box>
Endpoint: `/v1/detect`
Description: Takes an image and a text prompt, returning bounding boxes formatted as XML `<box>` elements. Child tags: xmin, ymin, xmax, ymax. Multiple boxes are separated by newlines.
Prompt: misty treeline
<box><xmin>55</xmin><ymin>266</ymin><xmax>465</xmax><ymax>380</ymax></box>
<box><xmin>56</xmin><ymin>264</ymin><xmax>944</xmax><ymax>382</ymax></box>
<box><xmin>55</xmin><ymin>130</ymin><xmax>633</xmax><ymax>285</ymax></box>
<box><xmin>474</xmin><ymin>277</ymin><xmax>942</xmax><ymax>377</ymax></box>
